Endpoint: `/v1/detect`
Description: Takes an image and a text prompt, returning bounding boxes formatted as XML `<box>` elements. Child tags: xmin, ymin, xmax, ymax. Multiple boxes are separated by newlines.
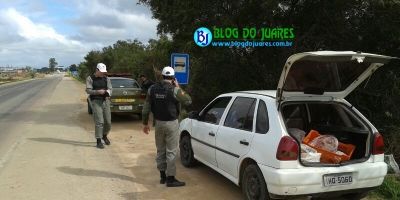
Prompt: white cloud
<box><xmin>4</xmin><ymin>8</ymin><xmax>80</xmax><ymax>46</ymax></box>
<box><xmin>71</xmin><ymin>0</ymin><xmax>158</xmax><ymax>44</ymax></box>
<box><xmin>0</xmin><ymin>8</ymin><xmax>88</xmax><ymax>67</ymax></box>
<box><xmin>0</xmin><ymin>0</ymin><xmax>158</xmax><ymax>68</ymax></box>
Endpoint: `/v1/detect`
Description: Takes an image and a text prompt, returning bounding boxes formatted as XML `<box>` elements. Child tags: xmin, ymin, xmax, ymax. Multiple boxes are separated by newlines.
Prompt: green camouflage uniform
<box><xmin>142</xmin><ymin>81</ymin><xmax>191</xmax><ymax>176</ymax></box>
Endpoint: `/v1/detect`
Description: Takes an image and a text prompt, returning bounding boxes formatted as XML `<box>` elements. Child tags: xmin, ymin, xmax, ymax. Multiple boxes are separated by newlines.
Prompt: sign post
<box><xmin>171</xmin><ymin>53</ymin><xmax>189</xmax><ymax>85</ymax></box>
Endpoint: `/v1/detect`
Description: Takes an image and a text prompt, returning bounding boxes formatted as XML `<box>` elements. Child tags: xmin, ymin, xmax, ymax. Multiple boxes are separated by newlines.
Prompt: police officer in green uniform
<box><xmin>142</xmin><ymin>66</ymin><xmax>192</xmax><ymax>187</ymax></box>
<box><xmin>86</xmin><ymin>63</ymin><xmax>112</xmax><ymax>149</ymax></box>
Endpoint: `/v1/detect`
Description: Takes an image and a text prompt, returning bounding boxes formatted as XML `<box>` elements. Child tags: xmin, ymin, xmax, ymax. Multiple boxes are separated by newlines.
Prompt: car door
<box><xmin>191</xmin><ymin>96</ymin><xmax>232</xmax><ymax>167</ymax></box>
<box><xmin>215</xmin><ymin>96</ymin><xmax>257</xmax><ymax>178</ymax></box>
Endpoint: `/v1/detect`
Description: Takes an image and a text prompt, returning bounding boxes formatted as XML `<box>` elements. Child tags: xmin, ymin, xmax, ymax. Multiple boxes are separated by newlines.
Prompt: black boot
<box><xmin>96</xmin><ymin>139</ymin><xmax>104</xmax><ymax>149</ymax></box>
<box><xmin>166</xmin><ymin>176</ymin><xmax>185</xmax><ymax>187</ymax></box>
<box><xmin>160</xmin><ymin>171</ymin><xmax>166</xmax><ymax>184</ymax></box>
<box><xmin>102</xmin><ymin>135</ymin><xmax>110</xmax><ymax>145</ymax></box>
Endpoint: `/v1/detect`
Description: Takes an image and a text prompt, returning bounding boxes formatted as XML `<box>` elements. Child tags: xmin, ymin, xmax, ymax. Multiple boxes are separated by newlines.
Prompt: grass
<box><xmin>369</xmin><ymin>175</ymin><xmax>400</xmax><ymax>199</ymax></box>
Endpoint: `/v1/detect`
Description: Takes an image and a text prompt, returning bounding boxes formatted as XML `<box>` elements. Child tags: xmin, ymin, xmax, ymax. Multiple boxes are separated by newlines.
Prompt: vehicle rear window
<box><xmin>283</xmin><ymin>59</ymin><xmax>370</xmax><ymax>92</ymax></box>
<box><xmin>111</xmin><ymin>79</ymin><xmax>140</xmax><ymax>88</ymax></box>
<box><xmin>224</xmin><ymin>97</ymin><xmax>256</xmax><ymax>132</ymax></box>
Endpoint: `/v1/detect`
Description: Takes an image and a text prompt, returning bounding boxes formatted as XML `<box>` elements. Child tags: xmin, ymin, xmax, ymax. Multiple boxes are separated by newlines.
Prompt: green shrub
<box><xmin>373</xmin><ymin>175</ymin><xmax>400</xmax><ymax>199</ymax></box>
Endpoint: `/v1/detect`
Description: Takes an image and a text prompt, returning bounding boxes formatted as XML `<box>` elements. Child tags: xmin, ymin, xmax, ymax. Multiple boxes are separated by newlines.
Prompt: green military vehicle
<box><xmin>87</xmin><ymin>76</ymin><xmax>146</xmax><ymax>118</ymax></box>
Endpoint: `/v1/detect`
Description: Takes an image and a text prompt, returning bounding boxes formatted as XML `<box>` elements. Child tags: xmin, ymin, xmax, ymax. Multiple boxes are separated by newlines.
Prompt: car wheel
<box><xmin>87</xmin><ymin>101</ymin><xmax>93</xmax><ymax>115</ymax></box>
<box><xmin>342</xmin><ymin>191</ymin><xmax>368</xmax><ymax>200</ymax></box>
<box><xmin>179</xmin><ymin>135</ymin><xmax>196</xmax><ymax>167</ymax></box>
<box><xmin>242</xmin><ymin>164</ymin><xmax>270</xmax><ymax>200</ymax></box>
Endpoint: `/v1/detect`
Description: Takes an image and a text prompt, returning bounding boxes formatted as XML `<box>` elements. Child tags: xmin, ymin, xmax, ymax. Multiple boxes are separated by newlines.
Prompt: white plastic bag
<box><xmin>301</xmin><ymin>144</ymin><xmax>321</xmax><ymax>162</ymax></box>
<box><xmin>288</xmin><ymin>128</ymin><xmax>306</xmax><ymax>143</ymax></box>
<box><xmin>309</xmin><ymin>135</ymin><xmax>338</xmax><ymax>153</ymax></box>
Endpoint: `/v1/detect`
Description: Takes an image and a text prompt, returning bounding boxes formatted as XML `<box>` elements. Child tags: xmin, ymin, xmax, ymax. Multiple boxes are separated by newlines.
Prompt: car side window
<box><xmin>256</xmin><ymin>100</ymin><xmax>269</xmax><ymax>134</ymax></box>
<box><xmin>224</xmin><ymin>97</ymin><xmax>256</xmax><ymax>132</ymax></box>
<box><xmin>199</xmin><ymin>97</ymin><xmax>232</xmax><ymax>125</ymax></box>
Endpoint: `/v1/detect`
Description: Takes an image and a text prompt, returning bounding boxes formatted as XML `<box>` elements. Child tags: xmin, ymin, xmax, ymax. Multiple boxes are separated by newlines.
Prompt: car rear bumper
<box><xmin>258</xmin><ymin>160</ymin><xmax>387</xmax><ymax>197</ymax></box>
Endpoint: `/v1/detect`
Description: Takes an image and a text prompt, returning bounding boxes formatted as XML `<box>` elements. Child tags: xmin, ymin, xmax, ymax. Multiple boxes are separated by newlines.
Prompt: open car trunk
<box><xmin>281</xmin><ymin>101</ymin><xmax>371</xmax><ymax>165</ymax></box>
<box><xmin>275</xmin><ymin>51</ymin><xmax>397</xmax><ymax>166</ymax></box>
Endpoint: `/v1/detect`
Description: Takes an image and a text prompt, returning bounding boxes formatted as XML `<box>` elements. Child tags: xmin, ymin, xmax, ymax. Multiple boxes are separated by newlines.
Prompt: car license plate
<box><xmin>113</xmin><ymin>99</ymin><xmax>135</xmax><ymax>103</ymax></box>
<box><xmin>119</xmin><ymin>106</ymin><xmax>133</xmax><ymax>110</ymax></box>
<box><xmin>323</xmin><ymin>173</ymin><xmax>353</xmax><ymax>186</ymax></box>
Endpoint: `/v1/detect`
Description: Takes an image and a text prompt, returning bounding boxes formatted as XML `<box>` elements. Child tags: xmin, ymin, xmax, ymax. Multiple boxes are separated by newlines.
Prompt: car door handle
<box><xmin>240</xmin><ymin>140</ymin><xmax>249</xmax><ymax>146</ymax></box>
<box><xmin>209</xmin><ymin>132</ymin><xmax>215</xmax><ymax>137</ymax></box>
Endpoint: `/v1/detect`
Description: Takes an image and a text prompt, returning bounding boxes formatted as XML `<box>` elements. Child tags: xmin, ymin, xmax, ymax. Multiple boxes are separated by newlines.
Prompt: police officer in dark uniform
<box><xmin>142</xmin><ymin>66</ymin><xmax>192</xmax><ymax>187</ymax></box>
<box><xmin>139</xmin><ymin>74</ymin><xmax>154</xmax><ymax>93</ymax></box>
<box><xmin>86</xmin><ymin>63</ymin><xmax>112</xmax><ymax>149</ymax></box>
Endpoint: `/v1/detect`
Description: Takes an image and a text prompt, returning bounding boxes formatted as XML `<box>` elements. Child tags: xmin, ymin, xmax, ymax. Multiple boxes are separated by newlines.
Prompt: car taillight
<box><xmin>140</xmin><ymin>93</ymin><xmax>146</xmax><ymax>99</ymax></box>
<box><xmin>276</xmin><ymin>136</ymin><xmax>299</xmax><ymax>161</ymax></box>
<box><xmin>373</xmin><ymin>132</ymin><xmax>384</xmax><ymax>155</ymax></box>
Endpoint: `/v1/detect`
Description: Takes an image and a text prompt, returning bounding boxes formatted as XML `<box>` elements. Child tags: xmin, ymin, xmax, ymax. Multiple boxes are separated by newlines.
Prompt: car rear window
<box><xmin>111</xmin><ymin>79</ymin><xmax>140</xmax><ymax>88</ymax></box>
<box><xmin>283</xmin><ymin>59</ymin><xmax>370</xmax><ymax>92</ymax></box>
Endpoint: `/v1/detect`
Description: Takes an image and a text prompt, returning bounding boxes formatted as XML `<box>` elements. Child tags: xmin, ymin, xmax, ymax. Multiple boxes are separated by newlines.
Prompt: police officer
<box><xmin>139</xmin><ymin>74</ymin><xmax>155</xmax><ymax>93</ymax></box>
<box><xmin>142</xmin><ymin>66</ymin><xmax>192</xmax><ymax>187</ymax></box>
<box><xmin>86</xmin><ymin>63</ymin><xmax>112</xmax><ymax>149</ymax></box>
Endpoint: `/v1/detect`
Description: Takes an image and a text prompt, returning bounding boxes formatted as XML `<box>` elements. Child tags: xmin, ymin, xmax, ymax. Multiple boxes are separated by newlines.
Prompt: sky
<box><xmin>0</xmin><ymin>0</ymin><xmax>158</xmax><ymax>68</ymax></box>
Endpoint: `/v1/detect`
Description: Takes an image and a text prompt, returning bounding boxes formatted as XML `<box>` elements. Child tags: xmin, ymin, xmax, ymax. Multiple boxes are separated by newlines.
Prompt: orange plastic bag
<box><xmin>303</xmin><ymin>130</ymin><xmax>355</xmax><ymax>164</ymax></box>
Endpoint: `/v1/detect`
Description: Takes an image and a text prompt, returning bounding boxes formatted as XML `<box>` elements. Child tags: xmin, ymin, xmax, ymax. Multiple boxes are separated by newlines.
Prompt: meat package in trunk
<box><xmin>282</xmin><ymin>102</ymin><xmax>371</xmax><ymax>165</ymax></box>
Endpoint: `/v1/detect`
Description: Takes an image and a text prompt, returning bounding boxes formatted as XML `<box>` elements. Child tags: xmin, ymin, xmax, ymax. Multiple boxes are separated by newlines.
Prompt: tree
<box><xmin>139</xmin><ymin>0</ymin><xmax>400</xmax><ymax>160</ymax></box>
<box><xmin>69</xmin><ymin>64</ymin><xmax>78</xmax><ymax>72</ymax></box>
<box><xmin>49</xmin><ymin>58</ymin><xmax>58</xmax><ymax>72</ymax></box>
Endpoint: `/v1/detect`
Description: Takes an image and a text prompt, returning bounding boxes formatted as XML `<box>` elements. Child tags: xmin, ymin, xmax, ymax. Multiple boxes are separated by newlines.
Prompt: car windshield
<box><xmin>111</xmin><ymin>79</ymin><xmax>140</xmax><ymax>88</ymax></box>
<box><xmin>283</xmin><ymin>59</ymin><xmax>371</xmax><ymax>92</ymax></box>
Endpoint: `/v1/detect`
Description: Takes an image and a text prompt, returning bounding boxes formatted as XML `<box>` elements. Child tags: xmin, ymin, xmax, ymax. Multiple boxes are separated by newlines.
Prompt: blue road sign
<box><xmin>171</xmin><ymin>53</ymin><xmax>189</xmax><ymax>85</ymax></box>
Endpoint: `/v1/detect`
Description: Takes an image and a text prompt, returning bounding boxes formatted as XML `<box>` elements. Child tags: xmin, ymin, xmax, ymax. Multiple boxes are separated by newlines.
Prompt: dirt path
<box><xmin>77</xmin><ymin>89</ymin><xmax>243</xmax><ymax>200</ymax></box>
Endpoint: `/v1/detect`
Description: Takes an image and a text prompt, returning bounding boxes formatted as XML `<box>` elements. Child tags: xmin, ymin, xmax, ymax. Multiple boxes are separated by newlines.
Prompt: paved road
<box><xmin>0</xmin><ymin>76</ymin><xmax>136</xmax><ymax>199</ymax></box>
<box><xmin>0</xmin><ymin>76</ymin><xmax>61</xmax><ymax>161</ymax></box>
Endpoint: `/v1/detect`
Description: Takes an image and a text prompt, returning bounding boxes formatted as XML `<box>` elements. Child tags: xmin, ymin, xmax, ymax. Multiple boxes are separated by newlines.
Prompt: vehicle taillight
<box><xmin>276</xmin><ymin>136</ymin><xmax>299</xmax><ymax>161</ymax></box>
<box><xmin>140</xmin><ymin>93</ymin><xmax>146</xmax><ymax>99</ymax></box>
<box><xmin>373</xmin><ymin>132</ymin><xmax>385</xmax><ymax>155</ymax></box>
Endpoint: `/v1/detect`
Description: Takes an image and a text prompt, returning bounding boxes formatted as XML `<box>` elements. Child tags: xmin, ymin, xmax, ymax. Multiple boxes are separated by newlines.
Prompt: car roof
<box><xmin>222</xmin><ymin>90</ymin><xmax>277</xmax><ymax>99</ymax></box>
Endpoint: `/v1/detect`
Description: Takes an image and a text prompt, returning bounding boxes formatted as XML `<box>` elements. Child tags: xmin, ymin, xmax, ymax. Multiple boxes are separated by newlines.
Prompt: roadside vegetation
<box><xmin>74</xmin><ymin>1</ymin><xmax>400</xmax><ymax>197</ymax></box>
<box><xmin>0</xmin><ymin>67</ymin><xmax>42</xmax><ymax>85</ymax></box>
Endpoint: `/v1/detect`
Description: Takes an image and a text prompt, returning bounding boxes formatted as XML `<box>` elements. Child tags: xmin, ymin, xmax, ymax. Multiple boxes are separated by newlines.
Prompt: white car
<box><xmin>179</xmin><ymin>51</ymin><xmax>396</xmax><ymax>199</ymax></box>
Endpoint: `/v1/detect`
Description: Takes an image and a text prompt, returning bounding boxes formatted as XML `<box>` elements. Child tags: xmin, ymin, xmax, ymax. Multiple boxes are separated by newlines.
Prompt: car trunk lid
<box><xmin>276</xmin><ymin>51</ymin><xmax>396</xmax><ymax>102</ymax></box>
<box><xmin>111</xmin><ymin>88</ymin><xmax>145</xmax><ymax>103</ymax></box>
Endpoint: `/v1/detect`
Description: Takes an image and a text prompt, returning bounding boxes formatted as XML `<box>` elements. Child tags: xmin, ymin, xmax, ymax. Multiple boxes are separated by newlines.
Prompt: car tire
<box><xmin>179</xmin><ymin>135</ymin><xmax>196</xmax><ymax>167</ymax></box>
<box><xmin>242</xmin><ymin>164</ymin><xmax>270</xmax><ymax>200</ymax></box>
<box><xmin>87</xmin><ymin>101</ymin><xmax>93</xmax><ymax>115</ymax></box>
<box><xmin>341</xmin><ymin>191</ymin><xmax>368</xmax><ymax>200</ymax></box>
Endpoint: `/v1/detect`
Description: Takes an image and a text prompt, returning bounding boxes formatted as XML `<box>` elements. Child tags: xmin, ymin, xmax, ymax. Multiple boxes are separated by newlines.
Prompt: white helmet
<box><xmin>96</xmin><ymin>63</ymin><xmax>107</xmax><ymax>72</ymax></box>
<box><xmin>161</xmin><ymin>66</ymin><xmax>175</xmax><ymax>76</ymax></box>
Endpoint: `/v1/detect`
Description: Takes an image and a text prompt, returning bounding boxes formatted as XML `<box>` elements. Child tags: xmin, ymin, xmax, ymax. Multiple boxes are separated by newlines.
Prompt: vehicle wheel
<box><xmin>87</xmin><ymin>102</ymin><xmax>93</xmax><ymax>115</ymax></box>
<box><xmin>342</xmin><ymin>191</ymin><xmax>368</xmax><ymax>200</ymax></box>
<box><xmin>179</xmin><ymin>135</ymin><xmax>196</xmax><ymax>167</ymax></box>
<box><xmin>242</xmin><ymin>164</ymin><xmax>270</xmax><ymax>200</ymax></box>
